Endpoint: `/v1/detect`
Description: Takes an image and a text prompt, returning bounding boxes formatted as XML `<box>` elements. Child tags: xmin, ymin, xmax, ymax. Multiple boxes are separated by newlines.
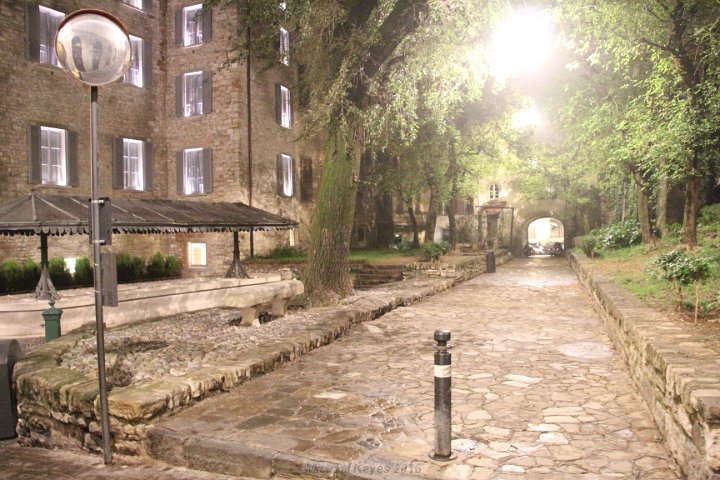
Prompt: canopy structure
<box><xmin>0</xmin><ymin>194</ymin><xmax>298</xmax><ymax>296</ymax></box>
<box><xmin>0</xmin><ymin>193</ymin><xmax>297</xmax><ymax>236</ymax></box>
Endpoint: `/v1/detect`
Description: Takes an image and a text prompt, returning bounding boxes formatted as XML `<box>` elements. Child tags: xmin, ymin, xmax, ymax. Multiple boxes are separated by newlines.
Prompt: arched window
<box><xmin>489</xmin><ymin>183</ymin><xmax>500</xmax><ymax>200</ymax></box>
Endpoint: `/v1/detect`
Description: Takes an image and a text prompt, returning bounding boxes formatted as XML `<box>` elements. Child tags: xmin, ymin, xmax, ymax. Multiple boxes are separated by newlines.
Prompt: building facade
<box><xmin>0</xmin><ymin>0</ymin><xmax>321</xmax><ymax>277</ymax></box>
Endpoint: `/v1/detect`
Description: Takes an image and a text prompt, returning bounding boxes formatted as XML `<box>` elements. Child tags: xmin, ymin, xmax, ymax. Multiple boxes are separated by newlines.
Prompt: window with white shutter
<box><xmin>38</xmin><ymin>6</ymin><xmax>64</xmax><ymax>66</ymax></box>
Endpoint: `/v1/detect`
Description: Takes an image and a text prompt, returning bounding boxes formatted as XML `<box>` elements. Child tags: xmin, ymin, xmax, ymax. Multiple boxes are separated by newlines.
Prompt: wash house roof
<box><xmin>0</xmin><ymin>194</ymin><xmax>297</xmax><ymax>236</ymax></box>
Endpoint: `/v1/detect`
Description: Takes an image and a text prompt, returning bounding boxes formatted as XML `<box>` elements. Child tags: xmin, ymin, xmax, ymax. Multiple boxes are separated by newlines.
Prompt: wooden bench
<box><xmin>223</xmin><ymin>279</ymin><xmax>304</xmax><ymax>326</ymax></box>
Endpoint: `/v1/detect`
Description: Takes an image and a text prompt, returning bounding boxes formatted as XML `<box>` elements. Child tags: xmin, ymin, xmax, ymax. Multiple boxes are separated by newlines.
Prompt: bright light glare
<box><xmin>490</xmin><ymin>8</ymin><xmax>554</xmax><ymax>81</ymax></box>
<box><xmin>512</xmin><ymin>105</ymin><xmax>543</xmax><ymax>129</ymax></box>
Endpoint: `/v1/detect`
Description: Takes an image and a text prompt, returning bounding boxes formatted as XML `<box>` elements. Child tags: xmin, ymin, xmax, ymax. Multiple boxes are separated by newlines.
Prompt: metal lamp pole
<box><xmin>55</xmin><ymin>10</ymin><xmax>132</xmax><ymax>464</ymax></box>
<box><xmin>90</xmin><ymin>85</ymin><xmax>112</xmax><ymax>463</ymax></box>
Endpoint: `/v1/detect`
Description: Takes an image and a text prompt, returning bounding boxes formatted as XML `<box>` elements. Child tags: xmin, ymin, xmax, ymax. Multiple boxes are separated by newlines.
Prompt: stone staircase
<box><xmin>350</xmin><ymin>263</ymin><xmax>405</xmax><ymax>289</ymax></box>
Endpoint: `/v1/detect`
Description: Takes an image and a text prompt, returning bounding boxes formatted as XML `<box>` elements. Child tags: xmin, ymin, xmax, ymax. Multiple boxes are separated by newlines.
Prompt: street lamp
<box><xmin>489</xmin><ymin>7</ymin><xmax>554</xmax><ymax>82</ymax></box>
<box><xmin>55</xmin><ymin>10</ymin><xmax>131</xmax><ymax>465</ymax></box>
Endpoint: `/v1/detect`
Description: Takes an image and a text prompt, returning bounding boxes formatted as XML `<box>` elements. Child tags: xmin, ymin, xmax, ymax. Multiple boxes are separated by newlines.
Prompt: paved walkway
<box><xmin>148</xmin><ymin>257</ymin><xmax>682</xmax><ymax>479</ymax></box>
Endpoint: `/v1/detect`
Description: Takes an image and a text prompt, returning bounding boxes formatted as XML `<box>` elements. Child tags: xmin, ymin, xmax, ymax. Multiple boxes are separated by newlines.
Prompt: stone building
<box><xmin>0</xmin><ymin>0</ymin><xmax>321</xmax><ymax>277</ymax></box>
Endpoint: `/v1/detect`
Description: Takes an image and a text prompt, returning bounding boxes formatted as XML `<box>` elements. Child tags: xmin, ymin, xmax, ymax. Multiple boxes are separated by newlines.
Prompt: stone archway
<box><xmin>525</xmin><ymin>217</ymin><xmax>565</xmax><ymax>253</ymax></box>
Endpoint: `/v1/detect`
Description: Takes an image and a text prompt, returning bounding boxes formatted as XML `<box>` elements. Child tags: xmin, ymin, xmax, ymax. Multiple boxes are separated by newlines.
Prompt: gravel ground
<box><xmin>56</xmin><ymin>289</ymin><xmax>394</xmax><ymax>388</ymax></box>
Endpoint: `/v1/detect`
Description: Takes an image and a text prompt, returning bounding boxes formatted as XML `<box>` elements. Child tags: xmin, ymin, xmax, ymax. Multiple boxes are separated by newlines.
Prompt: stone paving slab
<box><xmin>0</xmin><ymin>440</ymin><xmax>246</xmax><ymax>479</ymax></box>
<box><xmin>13</xmin><ymin>255</ymin><xmax>494</xmax><ymax>456</ymax></box>
<box><xmin>569</xmin><ymin>252</ymin><xmax>720</xmax><ymax>479</ymax></box>
<box><xmin>148</xmin><ymin>257</ymin><xmax>682</xmax><ymax>479</ymax></box>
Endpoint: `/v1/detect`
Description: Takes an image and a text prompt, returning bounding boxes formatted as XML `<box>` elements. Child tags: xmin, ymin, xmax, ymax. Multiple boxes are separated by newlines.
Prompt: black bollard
<box><xmin>431</xmin><ymin>329</ymin><xmax>456</xmax><ymax>460</ymax></box>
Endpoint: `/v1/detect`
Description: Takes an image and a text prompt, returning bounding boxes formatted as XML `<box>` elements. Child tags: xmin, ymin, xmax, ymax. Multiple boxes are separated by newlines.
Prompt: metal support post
<box><xmin>226</xmin><ymin>230</ymin><xmax>249</xmax><ymax>278</ymax></box>
<box><xmin>250</xmin><ymin>228</ymin><xmax>255</xmax><ymax>258</ymax></box>
<box><xmin>91</xmin><ymin>86</ymin><xmax>112</xmax><ymax>464</ymax></box>
<box><xmin>431</xmin><ymin>329</ymin><xmax>455</xmax><ymax>461</ymax></box>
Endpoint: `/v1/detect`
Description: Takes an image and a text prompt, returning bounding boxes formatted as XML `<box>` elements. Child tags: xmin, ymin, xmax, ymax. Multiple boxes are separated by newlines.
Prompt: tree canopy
<box><xmin>207</xmin><ymin>0</ymin><xmax>720</xmax><ymax>301</ymax></box>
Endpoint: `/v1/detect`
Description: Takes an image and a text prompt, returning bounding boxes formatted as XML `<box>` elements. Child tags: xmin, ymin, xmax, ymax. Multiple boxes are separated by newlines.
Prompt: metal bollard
<box><xmin>486</xmin><ymin>251</ymin><xmax>496</xmax><ymax>273</ymax></box>
<box><xmin>431</xmin><ymin>330</ymin><xmax>456</xmax><ymax>460</ymax></box>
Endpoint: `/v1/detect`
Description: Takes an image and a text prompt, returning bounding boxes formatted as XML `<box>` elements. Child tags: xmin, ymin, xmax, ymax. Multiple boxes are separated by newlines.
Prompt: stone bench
<box><xmin>223</xmin><ymin>279</ymin><xmax>303</xmax><ymax>326</ymax></box>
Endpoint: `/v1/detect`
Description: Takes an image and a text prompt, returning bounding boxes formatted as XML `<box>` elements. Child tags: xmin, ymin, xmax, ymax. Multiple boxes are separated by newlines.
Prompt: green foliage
<box><xmin>21</xmin><ymin>259</ymin><xmax>40</xmax><ymax>292</ymax></box>
<box><xmin>258</xmin><ymin>246</ymin><xmax>306</xmax><ymax>260</ymax></box>
<box><xmin>74</xmin><ymin>257</ymin><xmax>93</xmax><ymax>286</ymax></box>
<box><xmin>654</xmin><ymin>250</ymin><xmax>711</xmax><ymax>286</ymax></box>
<box><xmin>421</xmin><ymin>241</ymin><xmax>450</xmax><ymax>261</ymax></box>
<box><xmin>592</xmin><ymin>222</ymin><xmax>641</xmax><ymax>250</ymax></box>
<box><xmin>579</xmin><ymin>236</ymin><xmax>599</xmax><ymax>258</ymax></box>
<box><xmin>699</xmin><ymin>204</ymin><xmax>720</xmax><ymax>226</ymax></box>
<box><xmin>663</xmin><ymin>223</ymin><xmax>682</xmax><ymax>240</ymax></box>
<box><xmin>0</xmin><ymin>259</ymin><xmax>40</xmax><ymax>294</ymax></box>
<box><xmin>146</xmin><ymin>252</ymin><xmax>167</xmax><ymax>280</ymax></box>
<box><xmin>48</xmin><ymin>257</ymin><xmax>73</xmax><ymax>289</ymax></box>
<box><xmin>164</xmin><ymin>256</ymin><xmax>181</xmax><ymax>278</ymax></box>
<box><xmin>2</xmin><ymin>260</ymin><xmax>24</xmax><ymax>293</ymax></box>
<box><xmin>348</xmin><ymin>249</ymin><xmax>418</xmax><ymax>261</ymax></box>
<box><xmin>116</xmin><ymin>252</ymin><xmax>145</xmax><ymax>283</ymax></box>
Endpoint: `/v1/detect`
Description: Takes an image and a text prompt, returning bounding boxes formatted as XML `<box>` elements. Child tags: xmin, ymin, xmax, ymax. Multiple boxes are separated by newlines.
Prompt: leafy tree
<box><xmin>208</xmin><ymin>0</ymin><xmax>506</xmax><ymax>303</ymax></box>
<box><xmin>554</xmin><ymin>0</ymin><xmax>720</xmax><ymax>247</ymax></box>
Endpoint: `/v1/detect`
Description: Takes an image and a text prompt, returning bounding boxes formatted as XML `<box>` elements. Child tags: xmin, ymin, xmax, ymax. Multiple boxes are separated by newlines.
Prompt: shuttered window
<box><xmin>123</xmin><ymin>0</ymin><xmax>143</xmax><ymax>9</ymax></box>
<box><xmin>28</xmin><ymin>125</ymin><xmax>78</xmax><ymax>187</ymax></box>
<box><xmin>113</xmin><ymin>138</ymin><xmax>153</xmax><ymax>191</ymax></box>
<box><xmin>175</xmin><ymin>5</ymin><xmax>212</xmax><ymax>47</ymax></box>
<box><xmin>277</xmin><ymin>154</ymin><xmax>294</xmax><ymax>197</ymax></box>
<box><xmin>177</xmin><ymin>148</ymin><xmax>212</xmax><ymax>195</ymax></box>
<box><xmin>124</xmin><ymin>139</ymin><xmax>143</xmax><ymax>190</ymax></box>
<box><xmin>41</xmin><ymin>127</ymin><xmax>65</xmax><ymax>185</ymax></box>
<box><xmin>184</xmin><ymin>71</ymin><xmax>203</xmax><ymax>116</ymax></box>
<box><xmin>276</xmin><ymin>84</ymin><xmax>292</xmax><ymax>128</ymax></box>
<box><xmin>279</xmin><ymin>28</ymin><xmax>289</xmax><ymax>65</ymax></box>
<box><xmin>124</xmin><ymin>36</ymin><xmax>143</xmax><ymax>87</ymax></box>
<box><xmin>26</xmin><ymin>4</ymin><xmax>65</xmax><ymax>64</ymax></box>
<box><xmin>176</xmin><ymin>71</ymin><xmax>212</xmax><ymax>117</ymax></box>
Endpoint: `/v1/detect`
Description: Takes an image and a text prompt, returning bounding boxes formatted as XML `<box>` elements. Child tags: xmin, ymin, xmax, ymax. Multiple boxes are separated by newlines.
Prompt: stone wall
<box><xmin>568</xmin><ymin>252</ymin><xmax>720</xmax><ymax>480</ymax></box>
<box><xmin>12</xmin><ymin>274</ymin><xmax>467</xmax><ymax>456</ymax></box>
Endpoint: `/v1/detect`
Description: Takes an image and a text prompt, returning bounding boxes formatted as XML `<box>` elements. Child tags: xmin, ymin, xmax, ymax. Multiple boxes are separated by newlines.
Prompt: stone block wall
<box><xmin>12</xmin><ymin>271</ymin><xmax>476</xmax><ymax>455</ymax></box>
<box><xmin>568</xmin><ymin>252</ymin><xmax>720</xmax><ymax>479</ymax></box>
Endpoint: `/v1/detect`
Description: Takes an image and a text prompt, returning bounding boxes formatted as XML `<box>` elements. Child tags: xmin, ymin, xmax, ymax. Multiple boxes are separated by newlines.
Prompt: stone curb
<box><xmin>13</xmin><ymin>253</ymin><xmax>506</xmax><ymax>457</ymax></box>
<box><xmin>147</xmin><ymin>426</ymin><xmax>428</xmax><ymax>480</ymax></box>
<box><xmin>568</xmin><ymin>252</ymin><xmax>720</xmax><ymax>480</ymax></box>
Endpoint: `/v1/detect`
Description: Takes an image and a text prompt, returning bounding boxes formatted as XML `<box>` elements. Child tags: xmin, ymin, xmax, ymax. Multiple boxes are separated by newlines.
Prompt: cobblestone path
<box><xmin>150</xmin><ymin>258</ymin><xmax>682</xmax><ymax>479</ymax></box>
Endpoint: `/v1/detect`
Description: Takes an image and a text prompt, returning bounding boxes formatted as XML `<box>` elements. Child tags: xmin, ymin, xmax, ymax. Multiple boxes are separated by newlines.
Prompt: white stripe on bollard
<box><xmin>434</xmin><ymin>364</ymin><xmax>451</xmax><ymax>378</ymax></box>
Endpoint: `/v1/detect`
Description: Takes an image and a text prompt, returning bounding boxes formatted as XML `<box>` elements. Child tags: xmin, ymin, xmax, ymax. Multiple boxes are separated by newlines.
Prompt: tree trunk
<box><xmin>407</xmin><ymin>202</ymin><xmax>420</xmax><ymax>248</ymax></box>
<box><xmin>446</xmin><ymin>138</ymin><xmax>458</xmax><ymax>249</ymax></box>
<box><xmin>304</xmin><ymin>127</ymin><xmax>361</xmax><ymax>304</ymax></box>
<box><xmin>447</xmin><ymin>197</ymin><xmax>457</xmax><ymax>249</ymax></box>
<box><xmin>374</xmin><ymin>191</ymin><xmax>394</xmax><ymax>248</ymax></box>
<box><xmin>302</xmin><ymin>0</ymin><xmax>429</xmax><ymax>303</ymax></box>
<box><xmin>632</xmin><ymin>169</ymin><xmax>657</xmax><ymax>246</ymax></box>
<box><xmin>423</xmin><ymin>187</ymin><xmax>438</xmax><ymax>243</ymax></box>
<box><xmin>682</xmin><ymin>171</ymin><xmax>700</xmax><ymax>248</ymax></box>
<box><xmin>657</xmin><ymin>171</ymin><xmax>668</xmax><ymax>238</ymax></box>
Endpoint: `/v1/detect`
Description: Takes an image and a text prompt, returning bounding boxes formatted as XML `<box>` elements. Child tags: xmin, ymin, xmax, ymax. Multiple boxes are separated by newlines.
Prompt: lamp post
<box><xmin>55</xmin><ymin>10</ymin><xmax>131</xmax><ymax>465</ymax></box>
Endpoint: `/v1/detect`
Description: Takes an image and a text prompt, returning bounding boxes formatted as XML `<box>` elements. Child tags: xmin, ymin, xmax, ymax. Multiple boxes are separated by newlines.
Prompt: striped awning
<box><xmin>0</xmin><ymin>194</ymin><xmax>297</xmax><ymax>236</ymax></box>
